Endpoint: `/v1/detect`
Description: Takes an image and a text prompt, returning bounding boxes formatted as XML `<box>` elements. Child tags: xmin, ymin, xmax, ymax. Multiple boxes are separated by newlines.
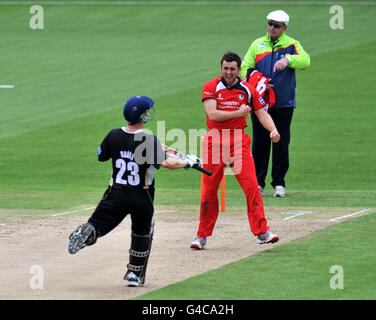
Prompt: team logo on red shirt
<box><xmin>238</xmin><ymin>94</ymin><xmax>244</xmax><ymax>101</ymax></box>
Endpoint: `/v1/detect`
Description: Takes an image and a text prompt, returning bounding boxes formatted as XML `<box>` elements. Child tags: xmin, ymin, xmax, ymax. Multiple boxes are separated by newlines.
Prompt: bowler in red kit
<box><xmin>190</xmin><ymin>52</ymin><xmax>281</xmax><ymax>250</ymax></box>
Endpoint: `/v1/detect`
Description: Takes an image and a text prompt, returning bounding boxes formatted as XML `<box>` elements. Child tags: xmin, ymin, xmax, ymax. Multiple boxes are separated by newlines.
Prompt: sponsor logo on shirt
<box><xmin>218</xmin><ymin>101</ymin><xmax>240</xmax><ymax>110</ymax></box>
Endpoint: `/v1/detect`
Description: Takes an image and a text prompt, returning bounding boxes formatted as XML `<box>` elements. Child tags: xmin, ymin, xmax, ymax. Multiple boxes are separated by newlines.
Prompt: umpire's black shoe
<box><xmin>68</xmin><ymin>223</ymin><xmax>95</xmax><ymax>254</ymax></box>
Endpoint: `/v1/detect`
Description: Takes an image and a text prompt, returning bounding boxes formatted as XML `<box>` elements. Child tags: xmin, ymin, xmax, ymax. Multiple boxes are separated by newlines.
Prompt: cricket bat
<box><xmin>161</xmin><ymin>144</ymin><xmax>212</xmax><ymax>176</ymax></box>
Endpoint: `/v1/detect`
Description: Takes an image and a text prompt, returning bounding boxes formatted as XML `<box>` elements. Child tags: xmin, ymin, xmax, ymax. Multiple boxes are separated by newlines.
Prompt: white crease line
<box><xmin>330</xmin><ymin>209</ymin><xmax>370</xmax><ymax>222</ymax></box>
<box><xmin>0</xmin><ymin>85</ymin><xmax>15</xmax><ymax>88</ymax></box>
<box><xmin>51</xmin><ymin>206</ymin><xmax>96</xmax><ymax>217</ymax></box>
<box><xmin>0</xmin><ymin>207</ymin><xmax>96</xmax><ymax>223</ymax></box>
<box><xmin>283</xmin><ymin>211</ymin><xmax>314</xmax><ymax>220</ymax></box>
<box><xmin>52</xmin><ymin>207</ymin><xmax>172</xmax><ymax>217</ymax></box>
<box><xmin>155</xmin><ymin>209</ymin><xmax>174</xmax><ymax>213</ymax></box>
<box><xmin>2</xmin><ymin>206</ymin><xmax>170</xmax><ymax>221</ymax></box>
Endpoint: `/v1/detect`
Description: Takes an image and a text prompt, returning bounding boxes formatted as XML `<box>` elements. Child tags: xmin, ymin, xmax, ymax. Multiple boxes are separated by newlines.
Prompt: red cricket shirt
<box><xmin>202</xmin><ymin>76</ymin><xmax>266</xmax><ymax>130</ymax></box>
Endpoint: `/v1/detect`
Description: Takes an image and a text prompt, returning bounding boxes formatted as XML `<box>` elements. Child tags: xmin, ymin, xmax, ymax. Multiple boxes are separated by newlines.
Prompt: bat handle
<box><xmin>193</xmin><ymin>164</ymin><xmax>213</xmax><ymax>176</ymax></box>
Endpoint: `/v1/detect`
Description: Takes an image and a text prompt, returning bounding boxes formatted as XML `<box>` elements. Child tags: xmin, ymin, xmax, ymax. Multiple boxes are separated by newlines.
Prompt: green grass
<box><xmin>0</xmin><ymin>1</ymin><xmax>375</xmax><ymax>301</ymax></box>
<box><xmin>1</xmin><ymin>4</ymin><xmax>375</xmax><ymax>210</ymax></box>
<box><xmin>136</xmin><ymin>211</ymin><xmax>376</xmax><ymax>300</ymax></box>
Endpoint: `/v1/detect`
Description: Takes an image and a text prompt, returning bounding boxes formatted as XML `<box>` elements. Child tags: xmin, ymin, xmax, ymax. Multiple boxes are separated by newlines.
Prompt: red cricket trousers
<box><xmin>197</xmin><ymin>128</ymin><xmax>270</xmax><ymax>238</ymax></box>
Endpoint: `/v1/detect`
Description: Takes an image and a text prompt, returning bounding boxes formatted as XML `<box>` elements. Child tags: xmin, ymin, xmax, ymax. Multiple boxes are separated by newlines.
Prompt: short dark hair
<box><xmin>220</xmin><ymin>51</ymin><xmax>242</xmax><ymax>68</ymax></box>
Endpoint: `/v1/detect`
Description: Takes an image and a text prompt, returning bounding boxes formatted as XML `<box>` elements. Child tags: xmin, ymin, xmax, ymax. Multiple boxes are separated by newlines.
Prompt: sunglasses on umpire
<box><xmin>268</xmin><ymin>21</ymin><xmax>285</xmax><ymax>28</ymax></box>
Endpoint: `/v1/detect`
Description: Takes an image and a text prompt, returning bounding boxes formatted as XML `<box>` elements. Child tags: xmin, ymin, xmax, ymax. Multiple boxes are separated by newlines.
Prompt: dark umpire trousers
<box><xmin>251</xmin><ymin>107</ymin><xmax>294</xmax><ymax>189</ymax></box>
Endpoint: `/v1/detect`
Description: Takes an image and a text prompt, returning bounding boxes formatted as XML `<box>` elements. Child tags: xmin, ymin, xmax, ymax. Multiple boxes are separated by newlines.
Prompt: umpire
<box><xmin>241</xmin><ymin>10</ymin><xmax>310</xmax><ymax>197</ymax></box>
<box><xmin>68</xmin><ymin>96</ymin><xmax>200</xmax><ymax>287</ymax></box>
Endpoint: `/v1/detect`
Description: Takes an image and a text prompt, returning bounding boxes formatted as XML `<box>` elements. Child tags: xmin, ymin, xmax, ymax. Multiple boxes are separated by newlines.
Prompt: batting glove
<box><xmin>184</xmin><ymin>154</ymin><xmax>201</xmax><ymax>168</ymax></box>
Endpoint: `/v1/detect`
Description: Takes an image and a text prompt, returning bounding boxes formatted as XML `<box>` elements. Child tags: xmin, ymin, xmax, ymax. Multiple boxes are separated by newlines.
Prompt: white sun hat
<box><xmin>266</xmin><ymin>10</ymin><xmax>290</xmax><ymax>25</ymax></box>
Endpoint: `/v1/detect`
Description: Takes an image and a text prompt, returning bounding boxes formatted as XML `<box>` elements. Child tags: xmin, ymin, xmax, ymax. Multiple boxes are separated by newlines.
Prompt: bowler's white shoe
<box><xmin>257</xmin><ymin>231</ymin><xmax>279</xmax><ymax>244</ymax></box>
<box><xmin>190</xmin><ymin>237</ymin><xmax>207</xmax><ymax>250</ymax></box>
<box><xmin>273</xmin><ymin>185</ymin><xmax>286</xmax><ymax>197</ymax></box>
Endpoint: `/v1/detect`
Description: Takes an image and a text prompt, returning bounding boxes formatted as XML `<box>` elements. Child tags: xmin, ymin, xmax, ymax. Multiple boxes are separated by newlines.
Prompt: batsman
<box><xmin>68</xmin><ymin>96</ymin><xmax>202</xmax><ymax>287</ymax></box>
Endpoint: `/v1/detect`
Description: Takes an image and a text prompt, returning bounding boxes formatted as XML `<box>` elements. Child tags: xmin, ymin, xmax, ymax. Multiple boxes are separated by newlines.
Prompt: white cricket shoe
<box><xmin>190</xmin><ymin>237</ymin><xmax>207</xmax><ymax>250</ymax></box>
<box><xmin>257</xmin><ymin>231</ymin><xmax>279</xmax><ymax>244</ymax></box>
<box><xmin>273</xmin><ymin>185</ymin><xmax>286</xmax><ymax>197</ymax></box>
